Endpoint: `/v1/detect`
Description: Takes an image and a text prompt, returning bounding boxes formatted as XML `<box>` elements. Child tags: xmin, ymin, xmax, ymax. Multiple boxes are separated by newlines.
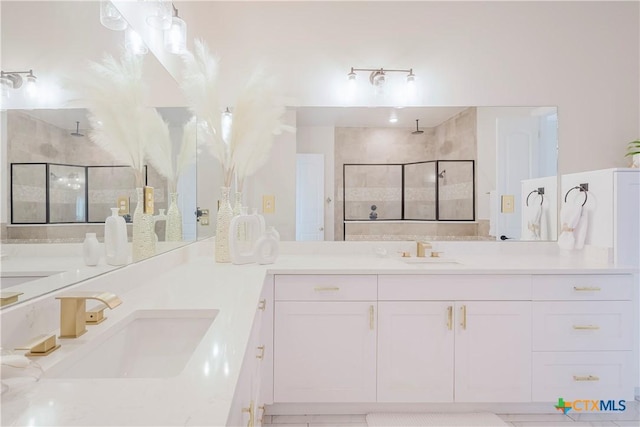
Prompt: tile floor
<box><xmin>263</xmin><ymin>401</ymin><xmax>640</xmax><ymax>427</ymax></box>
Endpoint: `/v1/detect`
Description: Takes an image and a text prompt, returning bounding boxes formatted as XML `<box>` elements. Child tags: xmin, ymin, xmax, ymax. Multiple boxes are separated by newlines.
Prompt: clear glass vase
<box><xmin>165</xmin><ymin>192</ymin><xmax>182</xmax><ymax>241</ymax></box>
<box><xmin>132</xmin><ymin>187</ymin><xmax>156</xmax><ymax>262</ymax></box>
<box><xmin>215</xmin><ymin>186</ymin><xmax>233</xmax><ymax>262</ymax></box>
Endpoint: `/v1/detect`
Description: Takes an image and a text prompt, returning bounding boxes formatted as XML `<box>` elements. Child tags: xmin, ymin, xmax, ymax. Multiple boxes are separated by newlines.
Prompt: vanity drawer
<box><xmin>378</xmin><ymin>275</ymin><xmax>531</xmax><ymax>300</ymax></box>
<box><xmin>275</xmin><ymin>275</ymin><xmax>376</xmax><ymax>301</ymax></box>
<box><xmin>533</xmin><ymin>301</ymin><xmax>633</xmax><ymax>351</ymax></box>
<box><xmin>532</xmin><ymin>351</ymin><xmax>635</xmax><ymax>401</ymax></box>
<box><xmin>532</xmin><ymin>275</ymin><xmax>633</xmax><ymax>301</ymax></box>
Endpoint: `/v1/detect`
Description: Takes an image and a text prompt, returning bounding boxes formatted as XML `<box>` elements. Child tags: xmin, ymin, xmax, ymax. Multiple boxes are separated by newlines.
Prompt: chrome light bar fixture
<box><xmin>1</xmin><ymin>69</ymin><xmax>38</xmax><ymax>99</ymax></box>
<box><xmin>348</xmin><ymin>67</ymin><xmax>415</xmax><ymax>87</ymax></box>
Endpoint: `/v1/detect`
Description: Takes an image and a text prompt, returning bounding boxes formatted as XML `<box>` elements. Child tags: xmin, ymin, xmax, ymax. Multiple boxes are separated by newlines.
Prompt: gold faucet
<box><xmin>416</xmin><ymin>241</ymin><xmax>432</xmax><ymax>257</ymax></box>
<box><xmin>56</xmin><ymin>291</ymin><xmax>122</xmax><ymax>338</ymax></box>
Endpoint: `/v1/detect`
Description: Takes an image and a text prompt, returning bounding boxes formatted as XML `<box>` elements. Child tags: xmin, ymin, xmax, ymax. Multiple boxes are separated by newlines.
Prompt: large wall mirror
<box><xmin>1</xmin><ymin>1</ymin><xmax>196</xmax><ymax>308</ymax></box>
<box><xmin>293</xmin><ymin>106</ymin><xmax>558</xmax><ymax>242</ymax></box>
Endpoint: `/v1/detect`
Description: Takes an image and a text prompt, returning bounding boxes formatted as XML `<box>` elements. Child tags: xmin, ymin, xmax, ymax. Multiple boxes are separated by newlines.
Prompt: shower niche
<box><xmin>343</xmin><ymin>160</ymin><xmax>475</xmax><ymax>229</ymax></box>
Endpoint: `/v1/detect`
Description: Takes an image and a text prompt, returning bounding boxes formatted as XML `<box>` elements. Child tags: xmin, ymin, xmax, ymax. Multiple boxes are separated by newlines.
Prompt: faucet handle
<box><xmin>15</xmin><ymin>334</ymin><xmax>60</xmax><ymax>356</ymax></box>
<box><xmin>416</xmin><ymin>241</ymin><xmax>432</xmax><ymax>258</ymax></box>
<box><xmin>86</xmin><ymin>303</ymin><xmax>109</xmax><ymax>324</ymax></box>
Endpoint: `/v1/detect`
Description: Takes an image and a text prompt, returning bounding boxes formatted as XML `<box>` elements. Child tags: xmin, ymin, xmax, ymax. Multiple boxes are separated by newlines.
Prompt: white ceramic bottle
<box><xmin>105</xmin><ymin>207</ymin><xmax>129</xmax><ymax>266</ymax></box>
<box><xmin>229</xmin><ymin>211</ymin><xmax>261</xmax><ymax>265</ymax></box>
<box><xmin>253</xmin><ymin>226</ymin><xmax>280</xmax><ymax>265</ymax></box>
<box><xmin>82</xmin><ymin>232</ymin><xmax>100</xmax><ymax>266</ymax></box>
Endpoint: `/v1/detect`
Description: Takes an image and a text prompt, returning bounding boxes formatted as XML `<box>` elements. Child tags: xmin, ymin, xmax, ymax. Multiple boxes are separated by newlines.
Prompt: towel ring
<box><xmin>526</xmin><ymin>190</ymin><xmax>544</xmax><ymax>206</ymax></box>
<box><xmin>564</xmin><ymin>186</ymin><xmax>588</xmax><ymax>206</ymax></box>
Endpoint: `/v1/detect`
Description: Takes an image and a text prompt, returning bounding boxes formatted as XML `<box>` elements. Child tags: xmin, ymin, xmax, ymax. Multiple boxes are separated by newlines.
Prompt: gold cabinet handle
<box><xmin>258</xmin><ymin>299</ymin><xmax>266</xmax><ymax>311</ymax></box>
<box><xmin>242</xmin><ymin>401</ymin><xmax>255</xmax><ymax>427</ymax></box>
<box><xmin>460</xmin><ymin>305</ymin><xmax>467</xmax><ymax>330</ymax></box>
<box><xmin>314</xmin><ymin>286</ymin><xmax>340</xmax><ymax>292</ymax></box>
<box><xmin>573</xmin><ymin>286</ymin><xmax>601</xmax><ymax>292</ymax></box>
<box><xmin>447</xmin><ymin>306</ymin><xmax>453</xmax><ymax>330</ymax></box>
<box><xmin>573</xmin><ymin>325</ymin><xmax>600</xmax><ymax>330</ymax></box>
<box><xmin>573</xmin><ymin>375</ymin><xmax>599</xmax><ymax>382</ymax></box>
<box><xmin>369</xmin><ymin>305</ymin><xmax>374</xmax><ymax>330</ymax></box>
<box><xmin>258</xmin><ymin>405</ymin><xmax>265</xmax><ymax>426</ymax></box>
<box><xmin>256</xmin><ymin>345</ymin><xmax>265</xmax><ymax>360</ymax></box>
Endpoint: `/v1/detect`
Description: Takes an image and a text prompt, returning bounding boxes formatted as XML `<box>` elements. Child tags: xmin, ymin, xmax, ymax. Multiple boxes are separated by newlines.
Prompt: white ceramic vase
<box><xmin>632</xmin><ymin>154</ymin><xmax>640</xmax><ymax>168</ymax></box>
<box><xmin>105</xmin><ymin>207</ymin><xmax>128</xmax><ymax>266</ymax></box>
<box><xmin>166</xmin><ymin>192</ymin><xmax>182</xmax><ymax>241</ymax></box>
<box><xmin>215</xmin><ymin>186</ymin><xmax>233</xmax><ymax>263</ymax></box>
<box><xmin>82</xmin><ymin>232</ymin><xmax>100</xmax><ymax>266</ymax></box>
<box><xmin>132</xmin><ymin>187</ymin><xmax>156</xmax><ymax>262</ymax></box>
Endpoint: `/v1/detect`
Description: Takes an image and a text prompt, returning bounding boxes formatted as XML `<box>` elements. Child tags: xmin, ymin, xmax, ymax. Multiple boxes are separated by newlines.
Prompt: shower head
<box><xmin>70</xmin><ymin>121</ymin><xmax>84</xmax><ymax>137</ymax></box>
<box><xmin>438</xmin><ymin>169</ymin><xmax>446</xmax><ymax>178</ymax></box>
<box><xmin>412</xmin><ymin>119</ymin><xmax>424</xmax><ymax>134</ymax></box>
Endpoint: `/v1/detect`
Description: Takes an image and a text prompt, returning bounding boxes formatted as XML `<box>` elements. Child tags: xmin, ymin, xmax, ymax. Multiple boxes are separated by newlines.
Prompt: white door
<box><xmin>273</xmin><ymin>301</ymin><xmax>377</xmax><ymax>402</ymax></box>
<box><xmin>377</xmin><ymin>302</ymin><xmax>454</xmax><ymax>402</ymax></box>
<box><xmin>296</xmin><ymin>154</ymin><xmax>324</xmax><ymax>241</ymax></box>
<box><xmin>496</xmin><ymin>117</ymin><xmax>540</xmax><ymax>240</ymax></box>
<box><xmin>454</xmin><ymin>301</ymin><xmax>532</xmax><ymax>402</ymax></box>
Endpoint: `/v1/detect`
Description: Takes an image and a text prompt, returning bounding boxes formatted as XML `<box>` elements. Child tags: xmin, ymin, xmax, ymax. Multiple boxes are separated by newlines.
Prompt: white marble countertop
<box><xmin>1</xmin><ymin>242</ymin><xmax>637</xmax><ymax>427</ymax></box>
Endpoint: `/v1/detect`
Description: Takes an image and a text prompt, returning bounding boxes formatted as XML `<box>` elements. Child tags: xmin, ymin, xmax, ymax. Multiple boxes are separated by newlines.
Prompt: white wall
<box><xmin>174</xmin><ymin>1</ymin><xmax>639</xmax><ymax>176</ymax></box>
<box><xmin>243</xmin><ymin>110</ymin><xmax>297</xmax><ymax>241</ymax></box>
<box><xmin>296</xmin><ymin>126</ymin><xmax>335</xmax><ymax>241</ymax></box>
<box><xmin>1</xmin><ymin>111</ymin><xmax>7</xmax><ymax>225</ymax></box>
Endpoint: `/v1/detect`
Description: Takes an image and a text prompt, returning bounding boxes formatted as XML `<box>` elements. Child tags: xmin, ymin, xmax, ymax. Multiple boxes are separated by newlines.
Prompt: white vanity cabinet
<box><xmin>531</xmin><ymin>274</ymin><xmax>636</xmax><ymax>401</ymax></box>
<box><xmin>377</xmin><ymin>275</ymin><xmax>532</xmax><ymax>403</ymax></box>
<box><xmin>273</xmin><ymin>275</ymin><xmax>377</xmax><ymax>403</ymax></box>
<box><xmin>228</xmin><ymin>277</ymin><xmax>274</xmax><ymax>427</ymax></box>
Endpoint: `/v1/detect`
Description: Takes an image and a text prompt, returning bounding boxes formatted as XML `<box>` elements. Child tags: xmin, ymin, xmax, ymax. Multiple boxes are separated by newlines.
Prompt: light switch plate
<box><xmin>263</xmin><ymin>195</ymin><xmax>275</xmax><ymax>214</ymax></box>
<box><xmin>143</xmin><ymin>186</ymin><xmax>154</xmax><ymax>214</ymax></box>
<box><xmin>501</xmin><ymin>195</ymin><xmax>515</xmax><ymax>213</ymax></box>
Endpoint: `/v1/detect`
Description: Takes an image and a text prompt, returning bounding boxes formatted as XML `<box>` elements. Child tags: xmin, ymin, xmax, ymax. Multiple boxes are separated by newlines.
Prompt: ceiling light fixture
<box><xmin>1</xmin><ymin>69</ymin><xmax>38</xmax><ymax>99</ymax></box>
<box><xmin>164</xmin><ymin>4</ymin><xmax>187</xmax><ymax>54</ymax></box>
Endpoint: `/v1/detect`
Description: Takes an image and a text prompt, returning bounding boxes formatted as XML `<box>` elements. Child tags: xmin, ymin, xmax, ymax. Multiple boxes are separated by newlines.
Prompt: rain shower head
<box><xmin>411</xmin><ymin>119</ymin><xmax>424</xmax><ymax>134</ymax></box>
<box><xmin>70</xmin><ymin>121</ymin><xmax>84</xmax><ymax>137</ymax></box>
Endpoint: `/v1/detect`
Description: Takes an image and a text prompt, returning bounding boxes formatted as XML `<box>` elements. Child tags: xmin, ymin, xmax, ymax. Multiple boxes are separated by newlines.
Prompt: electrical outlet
<box><xmin>263</xmin><ymin>195</ymin><xmax>275</xmax><ymax>214</ymax></box>
<box><xmin>117</xmin><ymin>196</ymin><xmax>130</xmax><ymax>215</ymax></box>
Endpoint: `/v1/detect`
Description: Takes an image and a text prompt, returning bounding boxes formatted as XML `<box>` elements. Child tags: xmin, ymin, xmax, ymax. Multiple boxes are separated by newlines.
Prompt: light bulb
<box><xmin>125</xmin><ymin>28</ymin><xmax>148</xmax><ymax>55</ymax></box>
<box><xmin>145</xmin><ymin>0</ymin><xmax>172</xmax><ymax>30</ymax></box>
<box><xmin>25</xmin><ymin>75</ymin><xmax>38</xmax><ymax>99</ymax></box>
<box><xmin>221</xmin><ymin>108</ymin><xmax>232</xmax><ymax>144</ymax></box>
<box><xmin>164</xmin><ymin>15</ymin><xmax>187</xmax><ymax>54</ymax></box>
<box><xmin>100</xmin><ymin>1</ymin><xmax>128</xmax><ymax>31</ymax></box>
<box><xmin>406</xmin><ymin>72</ymin><xmax>417</xmax><ymax>98</ymax></box>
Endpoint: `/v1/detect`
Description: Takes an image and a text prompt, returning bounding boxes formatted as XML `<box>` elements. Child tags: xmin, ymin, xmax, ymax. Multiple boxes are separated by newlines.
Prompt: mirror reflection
<box><xmin>293</xmin><ymin>106</ymin><xmax>558</xmax><ymax>242</ymax></box>
<box><xmin>0</xmin><ymin>0</ymin><xmax>196</xmax><ymax>309</ymax></box>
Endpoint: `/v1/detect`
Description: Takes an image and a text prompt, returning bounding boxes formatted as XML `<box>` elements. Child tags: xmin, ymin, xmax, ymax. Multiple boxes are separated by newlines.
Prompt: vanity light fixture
<box><xmin>125</xmin><ymin>28</ymin><xmax>149</xmax><ymax>55</ymax></box>
<box><xmin>145</xmin><ymin>0</ymin><xmax>172</xmax><ymax>30</ymax></box>
<box><xmin>99</xmin><ymin>0</ymin><xmax>128</xmax><ymax>31</ymax></box>
<box><xmin>164</xmin><ymin>4</ymin><xmax>187</xmax><ymax>54</ymax></box>
<box><xmin>0</xmin><ymin>69</ymin><xmax>38</xmax><ymax>99</ymax></box>
<box><xmin>347</xmin><ymin>67</ymin><xmax>416</xmax><ymax>88</ymax></box>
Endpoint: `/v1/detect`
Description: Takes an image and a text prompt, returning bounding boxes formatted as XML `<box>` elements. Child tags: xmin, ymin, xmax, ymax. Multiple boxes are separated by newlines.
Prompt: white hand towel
<box><xmin>539</xmin><ymin>206</ymin><xmax>549</xmax><ymax>241</ymax></box>
<box><xmin>557</xmin><ymin>202</ymin><xmax>582</xmax><ymax>250</ymax></box>
<box><xmin>524</xmin><ymin>202</ymin><xmax>542</xmax><ymax>240</ymax></box>
<box><xmin>574</xmin><ymin>208</ymin><xmax>589</xmax><ymax>250</ymax></box>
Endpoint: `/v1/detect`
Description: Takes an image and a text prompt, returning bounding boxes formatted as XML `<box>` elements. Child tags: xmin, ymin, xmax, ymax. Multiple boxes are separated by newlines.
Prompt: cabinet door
<box><xmin>455</xmin><ymin>301</ymin><xmax>532</xmax><ymax>402</ymax></box>
<box><xmin>274</xmin><ymin>301</ymin><xmax>377</xmax><ymax>402</ymax></box>
<box><xmin>377</xmin><ymin>301</ymin><xmax>454</xmax><ymax>402</ymax></box>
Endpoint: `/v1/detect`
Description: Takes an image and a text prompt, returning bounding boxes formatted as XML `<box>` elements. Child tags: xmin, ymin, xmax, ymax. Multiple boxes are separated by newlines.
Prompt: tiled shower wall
<box><xmin>335</xmin><ymin>108</ymin><xmax>478</xmax><ymax>240</ymax></box>
<box><xmin>3</xmin><ymin>111</ymin><xmax>167</xmax><ymax>242</ymax></box>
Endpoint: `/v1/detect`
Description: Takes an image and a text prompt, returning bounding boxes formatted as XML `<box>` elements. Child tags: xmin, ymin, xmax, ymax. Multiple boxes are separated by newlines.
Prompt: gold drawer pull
<box><xmin>314</xmin><ymin>286</ymin><xmax>340</xmax><ymax>292</ymax></box>
<box><xmin>242</xmin><ymin>401</ymin><xmax>255</xmax><ymax>427</ymax></box>
<box><xmin>573</xmin><ymin>325</ymin><xmax>600</xmax><ymax>330</ymax></box>
<box><xmin>447</xmin><ymin>306</ymin><xmax>453</xmax><ymax>330</ymax></box>
<box><xmin>573</xmin><ymin>286</ymin><xmax>601</xmax><ymax>292</ymax></box>
<box><xmin>258</xmin><ymin>299</ymin><xmax>266</xmax><ymax>311</ymax></box>
<box><xmin>460</xmin><ymin>305</ymin><xmax>467</xmax><ymax>330</ymax></box>
<box><xmin>369</xmin><ymin>305</ymin><xmax>374</xmax><ymax>330</ymax></box>
<box><xmin>256</xmin><ymin>345</ymin><xmax>265</xmax><ymax>360</ymax></box>
<box><xmin>573</xmin><ymin>375</ymin><xmax>599</xmax><ymax>382</ymax></box>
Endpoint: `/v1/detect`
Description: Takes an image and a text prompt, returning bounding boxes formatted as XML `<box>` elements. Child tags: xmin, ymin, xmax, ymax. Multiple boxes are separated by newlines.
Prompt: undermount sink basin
<box><xmin>46</xmin><ymin>309</ymin><xmax>217</xmax><ymax>379</ymax></box>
